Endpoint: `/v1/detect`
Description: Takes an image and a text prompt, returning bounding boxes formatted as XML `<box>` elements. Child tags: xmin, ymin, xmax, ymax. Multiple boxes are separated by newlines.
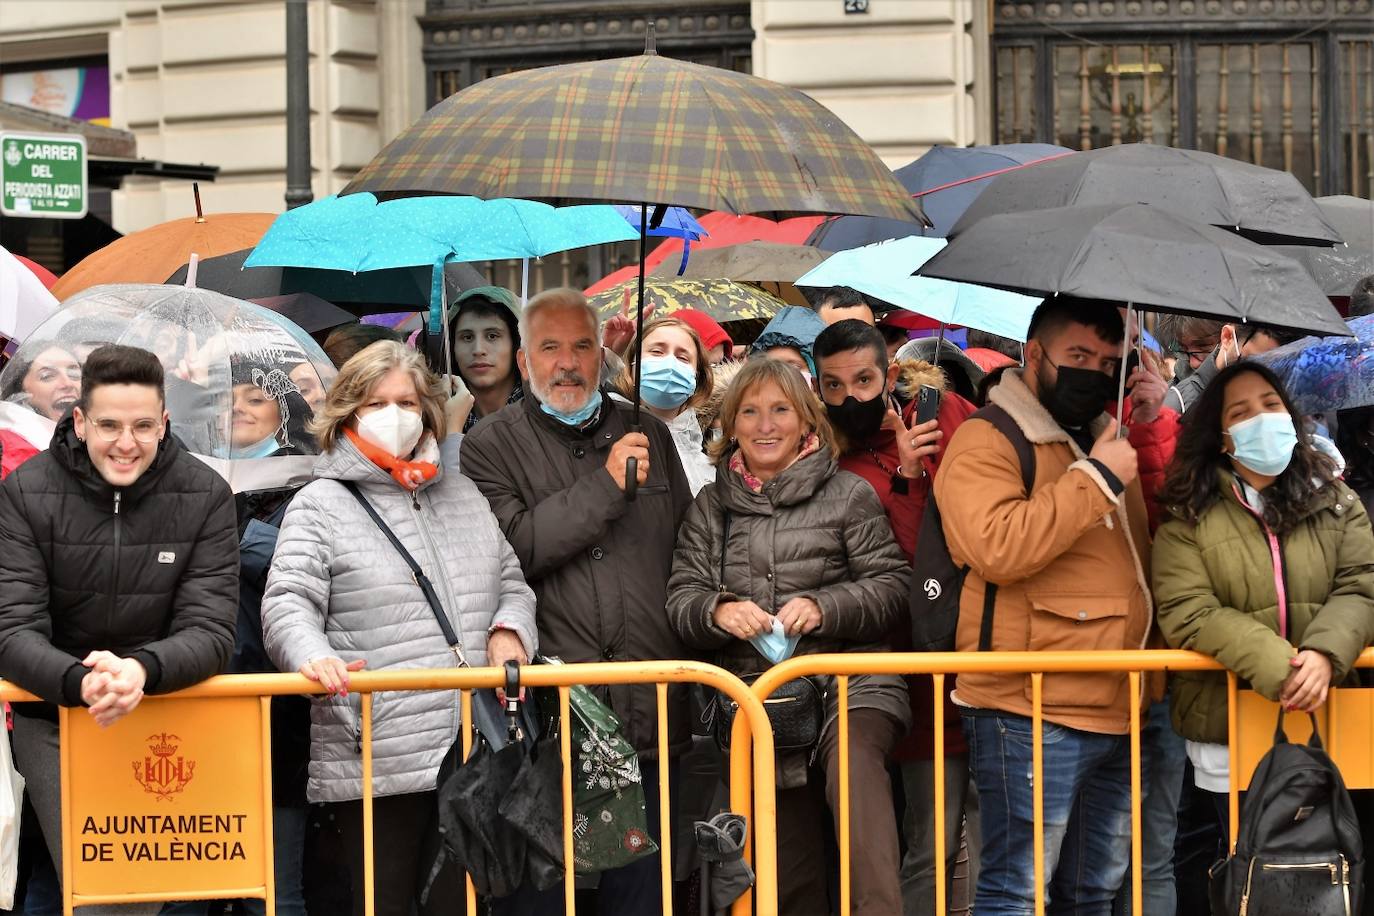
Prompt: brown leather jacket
<box><xmin>933</xmin><ymin>369</ymin><xmax>1154</xmax><ymax>735</ymax></box>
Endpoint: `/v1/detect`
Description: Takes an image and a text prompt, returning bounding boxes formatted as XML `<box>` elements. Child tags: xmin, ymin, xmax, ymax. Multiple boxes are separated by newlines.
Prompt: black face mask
<box><xmin>825</xmin><ymin>392</ymin><xmax>887</xmax><ymax>442</ymax></box>
<box><xmin>1038</xmin><ymin>361</ymin><xmax>1118</xmax><ymax>428</ymax></box>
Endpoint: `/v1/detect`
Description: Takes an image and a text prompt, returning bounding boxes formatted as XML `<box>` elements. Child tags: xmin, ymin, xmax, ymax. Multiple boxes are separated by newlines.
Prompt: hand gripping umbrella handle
<box><xmin>625</xmin><ymin>456</ymin><xmax>638</xmax><ymax>502</ymax></box>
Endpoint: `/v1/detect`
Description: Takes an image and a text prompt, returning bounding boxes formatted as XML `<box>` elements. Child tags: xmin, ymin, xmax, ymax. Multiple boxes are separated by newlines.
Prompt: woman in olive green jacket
<box><xmin>1153</xmin><ymin>361</ymin><xmax>1374</xmax><ymax>801</ymax></box>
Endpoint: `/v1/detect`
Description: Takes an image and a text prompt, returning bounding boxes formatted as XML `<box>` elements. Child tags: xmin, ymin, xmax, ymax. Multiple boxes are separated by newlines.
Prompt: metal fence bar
<box><xmin>28</xmin><ymin>661</ymin><xmax>777</xmax><ymax>916</ymax></box>
<box><xmin>1031</xmin><ymin>672</ymin><xmax>1045</xmax><ymax>916</ymax></box>
<box><xmin>260</xmin><ymin>696</ymin><xmax>278</xmax><ymax>916</ymax></box>
<box><xmin>460</xmin><ymin>689</ymin><xmax>478</xmax><ymax>912</ymax></box>
<box><xmin>838</xmin><ymin>675</ymin><xmax>851</xmax><ymax>916</ymax></box>
<box><xmin>559</xmin><ymin>685</ymin><xmax>576</xmax><ymax>915</ymax></box>
<box><xmin>933</xmin><ymin>672</ymin><xmax>948</xmax><ymax>916</ymax></box>
<box><xmin>657</xmin><ymin>682</ymin><xmax>673</xmax><ymax>913</ymax></box>
<box><xmin>1227</xmin><ymin>672</ymin><xmax>1241</xmax><ymax>847</ymax></box>
<box><xmin>1129</xmin><ymin>671</ymin><xmax>1143</xmax><ymax>916</ymax></box>
<box><xmin>362</xmin><ymin>693</ymin><xmax>375</xmax><ymax>916</ymax></box>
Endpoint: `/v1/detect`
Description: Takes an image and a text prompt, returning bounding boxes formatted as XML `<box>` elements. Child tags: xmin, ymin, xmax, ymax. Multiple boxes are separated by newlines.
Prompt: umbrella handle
<box><xmin>625</xmin><ymin>456</ymin><xmax>638</xmax><ymax>502</ymax></box>
<box><xmin>503</xmin><ymin>660</ymin><xmax>521</xmax><ymax>743</ymax></box>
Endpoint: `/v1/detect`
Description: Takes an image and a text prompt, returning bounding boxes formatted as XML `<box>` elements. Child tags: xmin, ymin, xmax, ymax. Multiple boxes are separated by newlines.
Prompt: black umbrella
<box><xmin>948</xmin><ymin>143</ymin><xmax>1343</xmax><ymax>247</ymax></box>
<box><xmin>248</xmin><ymin>293</ymin><xmax>356</xmax><ymax>336</ymax></box>
<box><xmin>918</xmin><ymin>203</ymin><xmax>1349</xmax><ymax>338</ymax></box>
<box><xmin>1274</xmin><ymin>196</ymin><xmax>1374</xmax><ymax>298</ymax></box>
<box><xmin>165</xmin><ymin>248</ymin><xmax>488</xmax><ymax>316</ymax></box>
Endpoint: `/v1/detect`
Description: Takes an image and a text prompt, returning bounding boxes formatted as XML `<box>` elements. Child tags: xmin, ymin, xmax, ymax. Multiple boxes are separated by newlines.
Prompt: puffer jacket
<box><xmin>666</xmin><ymin>447</ymin><xmax>911</xmax><ymax>731</ymax></box>
<box><xmin>461</xmin><ymin>391</ymin><xmax>694</xmax><ymax>756</ymax></box>
<box><xmin>1154</xmin><ymin>470</ymin><xmax>1374</xmax><ymax>744</ymax></box>
<box><xmin>0</xmin><ymin>417</ymin><xmax>238</xmax><ymax>714</ymax></box>
<box><xmin>934</xmin><ymin>369</ymin><xmax>1154</xmax><ymax>735</ymax></box>
<box><xmin>261</xmin><ymin>435</ymin><xmax>537</xmax><ymax>803</ymax></box>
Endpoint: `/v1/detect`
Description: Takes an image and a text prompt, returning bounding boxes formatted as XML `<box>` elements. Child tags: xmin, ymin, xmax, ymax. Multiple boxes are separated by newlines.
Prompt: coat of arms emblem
<box><xmin>132</xmin><ymin>732</ymin><xmax>195</xmax><ymax>800</ymax></box>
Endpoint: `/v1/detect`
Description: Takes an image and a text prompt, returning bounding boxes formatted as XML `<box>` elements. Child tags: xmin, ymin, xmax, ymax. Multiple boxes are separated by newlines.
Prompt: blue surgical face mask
<box><xmin>1227</xmin><ymin>411</ymin><xmax>1298</xmax><ymax>477</ymax></box>
<box><xmin>539</xmin><ymin>389</ymin><xmax>600</xmax><ymax>427</ymax></box>
<box><xmin>232</xmin><ymin>433</ymin><xmax>280</xmax><ymax>460</ymax></box>
<box><xmin>639</xmin><ymin>356</ymin><xmax>697</xmax><ymax>410</ymax></box>
<box><xmin>748</xmin><ymin>618</ymin><xmax>801</xmax><ymax>666</ymax></box>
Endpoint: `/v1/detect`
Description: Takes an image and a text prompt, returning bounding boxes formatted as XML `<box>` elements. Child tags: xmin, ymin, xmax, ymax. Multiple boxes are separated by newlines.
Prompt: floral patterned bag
<box><xmin>568</xmin><ymin>683</ymin><xmax>660</xmax><ymax>874</ymax></box>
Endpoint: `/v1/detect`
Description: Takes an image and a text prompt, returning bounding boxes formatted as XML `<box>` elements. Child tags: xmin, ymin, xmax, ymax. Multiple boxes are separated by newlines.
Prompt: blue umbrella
<box><xmin>612</xmin><ymin>205</ymin><xmax>707</xmax><ymax>275</ymax></box>
<box><xmin>247</xmin><ymin>194</ymin><xmax>638</xmax><ymax>271</ymax></box>
<box><xmin>246</xmin><ymin>193</ymin><xmax>639</xmax><ymax>333</ymax></box>
<box><xmin>1256</xmin><ymin>314</ymin><xmax>1374</xmax><ymax>415</ymax></box>
<box><xmin>796</xmin><ymin>236</ymin><xmax>1041</xmax><ymax>342</ymax></box>
<box><xmin>807</xmin><ymin>143</ymin><xmax>1072</xmax><ymax>249</ymax></box>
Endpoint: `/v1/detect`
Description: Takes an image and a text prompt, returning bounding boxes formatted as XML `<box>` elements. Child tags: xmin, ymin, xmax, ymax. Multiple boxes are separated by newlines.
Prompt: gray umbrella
<box><xmin>948</xmin><ymin>143</ymin><xmax>1342</xmax><ymax>247</ymax></box>
<box><xmin>917</xmin><ymin>203</ymin><xmax>1349</xmax><ymax>338</ymax></box>
<box><xmin>1273</xmin><ymin>196</ymin><xmax>1374</xmax><ymax>298</ymax></box>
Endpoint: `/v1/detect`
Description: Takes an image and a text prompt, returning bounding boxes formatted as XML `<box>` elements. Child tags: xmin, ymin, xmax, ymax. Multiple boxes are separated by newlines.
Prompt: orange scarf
<box><xmin>344</xmin><ymin>427</ymin><xmax>438</xmax><ymax>491</ymax></box>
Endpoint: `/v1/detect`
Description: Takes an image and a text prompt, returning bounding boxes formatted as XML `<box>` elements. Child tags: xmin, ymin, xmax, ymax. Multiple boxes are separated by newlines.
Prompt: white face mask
<box><xmin>356</xmin><ymin>403</ymin><xmax>424</xmax><ymax>458</ymax></box>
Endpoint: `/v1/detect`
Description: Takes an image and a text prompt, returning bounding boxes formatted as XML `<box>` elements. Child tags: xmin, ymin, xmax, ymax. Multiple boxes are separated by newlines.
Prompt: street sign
<box><xmin>1</xmin><ymin>131</ymin><xmax>88</xmax><ymax>219</ymax></box>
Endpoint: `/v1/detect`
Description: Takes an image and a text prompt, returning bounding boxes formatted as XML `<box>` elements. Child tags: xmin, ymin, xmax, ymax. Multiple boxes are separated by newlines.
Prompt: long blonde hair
<box><xmin>309</xmin><ymin>340</ymin><xmax>447</xmax><ymax>451</ymax></box>
<box><xmin>613</xmin><ymin>316</ymin><xmax>714</xmax><ymax>412</ymax></box>
<box><xmin>708</xmin><ymin>358</ymin><xmax>837</xmax><ymax>465</ymax></box>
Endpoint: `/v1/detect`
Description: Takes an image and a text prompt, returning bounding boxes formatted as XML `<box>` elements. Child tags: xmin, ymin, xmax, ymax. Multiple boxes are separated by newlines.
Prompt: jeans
<box><xmin>1112</xmin><ymin>698</ymin><xmax>1187</xmax><ymax>916</ymax></box>
<box><xmin>964</xmin><ymin>711</ymin><xmax>1134</xmax><ymax>916</ymax></box>
<box><xmin>158</xmin><ymin>805</ymin><xmax>307</xmax><ymax>916</ymax></box>
<box><xmin>899</xmin><ymin>755</ymin><xmax>980</xmax><ymax>916</ymax></box>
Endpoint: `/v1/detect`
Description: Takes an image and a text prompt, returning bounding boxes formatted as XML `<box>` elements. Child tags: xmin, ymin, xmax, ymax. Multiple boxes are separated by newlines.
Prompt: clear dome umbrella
<box><xmin>0</xmin><ymin>283</ymin><xmax>336</xmax><ymax>492</ymax></box>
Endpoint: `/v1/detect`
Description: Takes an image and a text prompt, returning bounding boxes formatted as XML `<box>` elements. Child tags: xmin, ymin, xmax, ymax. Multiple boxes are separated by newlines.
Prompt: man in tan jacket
<box><xmin>934</xmin><ymin>296</ymin><xmax>1152</xmax><ymax>915</ymax></box>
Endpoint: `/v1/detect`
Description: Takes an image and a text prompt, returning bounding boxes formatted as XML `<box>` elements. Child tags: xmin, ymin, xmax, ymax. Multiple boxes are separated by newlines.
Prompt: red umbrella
<box><xmin>585</xmin><ymin>212</ymin><xmax>824</xmax><ymax>294</ymax></box>
<box><xmin>14</xmin><ymin>255</ymin><xmax>57</xmax><ymax>290</ymax></box>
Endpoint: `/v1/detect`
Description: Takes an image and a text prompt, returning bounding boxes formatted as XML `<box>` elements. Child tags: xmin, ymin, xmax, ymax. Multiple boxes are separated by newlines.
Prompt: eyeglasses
<box><xmin>89</xmin><ymin>418</ymin><xmax>162</xmax><ymax>443</ymax></box>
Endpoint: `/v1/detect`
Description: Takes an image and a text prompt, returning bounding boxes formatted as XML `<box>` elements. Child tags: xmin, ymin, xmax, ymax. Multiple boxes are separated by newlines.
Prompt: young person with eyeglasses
<box><xmin>0</xmin><ymin>344</ymin><xmax>239</xmax><ymax>914</ymax></box>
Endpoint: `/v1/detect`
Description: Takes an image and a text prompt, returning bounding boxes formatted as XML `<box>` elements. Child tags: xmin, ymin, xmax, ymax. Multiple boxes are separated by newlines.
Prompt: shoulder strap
<box><xmin>717</xmin><ymin>507</ymin><xmax>732</xmax><ymax>593</ymax></box>
<box><xmin>966</xmin><ymin>404</ymin><xmax>1036</xmax><ymax>651</ymax></box>
<box><xmin>976</xmin><ymin>404</ymin><xmax>1036</xmax><ymax>494</ymax></box>
<box><xmin>340</xmin><ymin>481</ymin><xmax>467</xmax><ymax>663</ymax></box>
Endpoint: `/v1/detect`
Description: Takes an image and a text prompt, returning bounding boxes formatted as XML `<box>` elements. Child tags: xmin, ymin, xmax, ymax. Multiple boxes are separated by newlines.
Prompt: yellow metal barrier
<box><xmin>734</xmin><ymin>648</ymin><xmax>1374</xmax><ymax>916</ymax></box>
<box><xmin>1</xmin><ymin>660</ymin><xmax>779</xmax><ymax>916</ymax></box>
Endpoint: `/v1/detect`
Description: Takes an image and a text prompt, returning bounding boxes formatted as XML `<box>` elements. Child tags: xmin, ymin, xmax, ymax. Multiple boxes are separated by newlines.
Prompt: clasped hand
<box><xmin>79</xmin><ymin>650</ymin><xmax>148</xmax><ymax>728</ymax></box>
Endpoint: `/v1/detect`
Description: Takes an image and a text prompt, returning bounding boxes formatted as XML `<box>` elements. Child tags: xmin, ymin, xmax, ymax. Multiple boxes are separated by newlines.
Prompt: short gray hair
<box><xmin>518</xmin><ymin>287</ymin><xmax>600</xmax><ymax>348</ymax></box>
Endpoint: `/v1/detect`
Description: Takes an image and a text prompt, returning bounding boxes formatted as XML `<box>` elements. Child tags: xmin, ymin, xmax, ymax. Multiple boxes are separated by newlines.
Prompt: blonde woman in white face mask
<box><xmin>261</xmin><ymin>340</ymin><xmax>537</xmax><ymax>916</ymax></box>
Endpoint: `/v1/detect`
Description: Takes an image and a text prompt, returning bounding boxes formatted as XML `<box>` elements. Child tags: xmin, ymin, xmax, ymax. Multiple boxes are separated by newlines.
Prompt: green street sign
<box><xmin>1</xmin><ymin>131</ymin><xmax>87</xmax><ymax>219</ymax></box>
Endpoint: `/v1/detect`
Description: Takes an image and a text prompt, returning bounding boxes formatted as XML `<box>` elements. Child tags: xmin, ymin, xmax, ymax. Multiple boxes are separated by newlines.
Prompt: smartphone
<box><xmin>915</xmin><ymin>385</ymin><xmax>941</xmax><ymax>426</ymax></box>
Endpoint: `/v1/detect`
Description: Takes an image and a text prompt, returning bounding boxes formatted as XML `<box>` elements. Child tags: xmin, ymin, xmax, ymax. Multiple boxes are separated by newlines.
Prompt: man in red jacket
<box><xmin>813</xmin><ymin>319</ymin><xmax>976</xmax><ymax>915</ymax></box>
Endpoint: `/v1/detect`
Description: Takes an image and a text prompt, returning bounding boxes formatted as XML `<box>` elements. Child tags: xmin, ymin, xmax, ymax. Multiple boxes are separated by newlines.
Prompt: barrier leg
<box><xmin>838</xmin><ymin>676</ymin><xmax>850</xmax><ymax>916</ymax></box>
<box><xmin>361</xmin><ymin>693</ymin><xmax>374</xmax><ymax>916</ymax></box>
<box><xmin>460</xmin><ymin>690</ymin><xmax>477</xmax><ymax>912</ymax></box>
<box><xmin>59</xmin><ymin>707</ymin><xmax>73</xmax><ymax>916</ymax></box>
<box><xmin>560</xmin><ymin>686</ymin><xmax>576</xmax><ymax>915</ymax></box>
<box><xmin>1129</xmin><ymin>673</ymin><xmax>1142</xmax><ymax>916</ymax></box>
<box><xmin>933</xmin><ymin>673</ymin><xmax>946</xmax><ymax>916</ymax></box>
<box><xmin>260</xmin><ymin>696</ymin><xmax>277</xmax><ymax>916</ymax></box>
<box><xmin>657</xmin><ymin>683</ymin><xmax>673</xmax><ymax>914</ymax></box>
<box><xmin>1032</xmin><ymin>672</ymin><xmax>1044</xmax><ymax>916</ymax></box>
<box><xmin>1227</xmin><ymin>673</ymin><xmax>1240</xmax><ymax>848</ymax></box>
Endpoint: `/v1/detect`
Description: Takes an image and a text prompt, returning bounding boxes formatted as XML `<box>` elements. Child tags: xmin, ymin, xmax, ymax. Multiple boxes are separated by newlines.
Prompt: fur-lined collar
<box><xmin>891</xmin><ymin>358</ymin><xmax>948</xmax><ymax>402</ymax></box>
<box><xmin>988</xmin><ymin>368</ymin><xmax>1110</xmax><ymax>455</ymax></box>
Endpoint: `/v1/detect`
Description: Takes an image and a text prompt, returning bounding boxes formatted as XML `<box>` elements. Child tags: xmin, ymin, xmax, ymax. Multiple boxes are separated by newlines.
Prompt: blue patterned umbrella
<box><xmin>1256</xmin><ymin>314</ymin><xmax>1374</xmax><ymax>414</ymax></box>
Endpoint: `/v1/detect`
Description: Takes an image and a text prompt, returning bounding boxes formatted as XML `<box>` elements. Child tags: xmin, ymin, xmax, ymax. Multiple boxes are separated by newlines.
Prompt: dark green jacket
<box><xmin>1153</xmin><ymin>470</ymin><xmax>1374</xmax><ymax>743</ymax></box>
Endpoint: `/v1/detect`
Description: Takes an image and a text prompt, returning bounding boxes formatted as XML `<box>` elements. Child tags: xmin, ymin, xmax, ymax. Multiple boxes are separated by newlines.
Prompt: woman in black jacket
<box><xmin>0</xmin><ymin>344</ymin><xmax>238</xmax><ymax>911</ymax></box>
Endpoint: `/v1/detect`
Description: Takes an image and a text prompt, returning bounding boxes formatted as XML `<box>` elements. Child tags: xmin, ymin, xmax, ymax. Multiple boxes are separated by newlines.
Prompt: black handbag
<box><xmin>710</xmin><ymin>508</ymin><xmax>824</xmax><ymax>753</ymax></box>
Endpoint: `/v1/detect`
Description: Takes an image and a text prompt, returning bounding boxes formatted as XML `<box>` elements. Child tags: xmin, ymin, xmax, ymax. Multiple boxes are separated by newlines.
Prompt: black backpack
<box><xmin>1209</xmin><ymin>710</ymin><xmax>1364</xmax><ymax>916</ymax></box>
<box><xmin>909</xmin><ymin>404</ymin><xmax>1034</xmax><ymax>653</ymax></box>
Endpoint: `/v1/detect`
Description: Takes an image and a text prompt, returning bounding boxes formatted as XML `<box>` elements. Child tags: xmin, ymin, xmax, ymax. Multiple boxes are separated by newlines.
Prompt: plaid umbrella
<box><xmin>589</xmin><ymin>278</ymin><xmax>787</xmax><ymax>324</ymax></box>
<box><xmin>341</xmin><ymin>53</ymin><xmax>923</xmax><ymax>225</ymax></box>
